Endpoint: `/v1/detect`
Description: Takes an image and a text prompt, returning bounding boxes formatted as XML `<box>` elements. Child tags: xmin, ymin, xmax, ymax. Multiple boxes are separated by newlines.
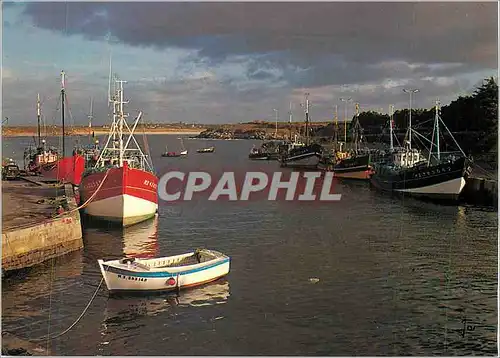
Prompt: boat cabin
<box><xmin>392</xmin><ymin>148</ymin><xmax>422</xmax><ymax>168</ymax></box>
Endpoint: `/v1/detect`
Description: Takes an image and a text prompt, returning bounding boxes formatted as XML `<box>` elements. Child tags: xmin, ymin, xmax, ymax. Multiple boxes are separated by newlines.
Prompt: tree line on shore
<box><xmin>198</xmin><ymin>77</ymin><xmax>497</xmax><ymax>156</ymax></box>
<box><xmin>346</xmin><ymin>77</ymin><xmax>497</xmax><ymax>155</ymax></box>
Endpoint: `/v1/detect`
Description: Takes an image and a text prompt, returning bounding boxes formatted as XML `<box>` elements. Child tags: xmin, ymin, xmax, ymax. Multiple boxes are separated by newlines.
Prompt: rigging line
<box><xmin>438</xmin><ymin>116</ymin><xmax>467</xmax><ymax>157</ymax></box>
<box><xmin>412</xmin><ymin>129</ymin><xmax>436</xmax><ymax>148</ymax></box>
<box><xmin>63</xmin><ymin>93</ymin><xmax>76</xmax><ymax>129</ymax></box>
<box><xmin>141</xmin><ymin>118</ymin><xmax>154</xmax><ymax>172</ymax></box>
<box><xmin>51</xmin><ymin>94</ymin><xmax>62</xmax><ymax>128</ymax></box>
<box><xmin>411</xmin><ymin>117</ymin><xmax>435</xmax><ymax>128</ymax></box>
<box><xmin>46</xmin><ymin>257</ymin><xmax>55</xmax><ymax>353</ymax></box>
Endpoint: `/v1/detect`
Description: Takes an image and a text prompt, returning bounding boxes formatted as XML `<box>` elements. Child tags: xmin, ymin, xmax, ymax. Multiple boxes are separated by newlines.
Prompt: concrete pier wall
<box><xmin>2</xmin><ymin>184</ymin><xmax>83</xmax><ymax>272</ymax></box>
<box><xmin>461</xmin><ymin>177</ymin><xmax>498</xmax><ymax>207</ymax></box>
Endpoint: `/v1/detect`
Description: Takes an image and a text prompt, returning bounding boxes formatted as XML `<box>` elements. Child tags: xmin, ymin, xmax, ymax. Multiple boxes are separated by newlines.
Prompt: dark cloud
<box><xmin>22</xmin><ymin>2</ymin><xmax>497</xmax><ymax>66</ymax></box>
<box><xmin>18</xmin><ymin>2</ymin><xmax>497</xmax><ymax>95</ymax></box>
<box><xmin>4</xmin><ymin>2</ymin><xmax>497</xmax><ymax>125</ymax></box>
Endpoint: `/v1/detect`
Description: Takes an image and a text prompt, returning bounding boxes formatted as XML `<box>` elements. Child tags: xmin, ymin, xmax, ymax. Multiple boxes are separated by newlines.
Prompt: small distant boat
<box><xmin>161</xmin><ymin>145</ymin><xmax>182</xmax><ymax>157</ymax></box>
<box><xmin>197</xmin><ymin>146</ymin><xmax>215</xmax><ymax>153</ymax></box>
<box><xmin>179</xmin><ymin>138</ymin><xmax>188</xmax><ymax>155</ymax></box>
<box><xmin>97</xmin><ymin>249</ymin><xmax>231</xmax><ymax>294</ymax></box>
<box><xmin>162</xmin><ymin>138</ymin><xmax>188</xmax><ymax>157</ymax></box>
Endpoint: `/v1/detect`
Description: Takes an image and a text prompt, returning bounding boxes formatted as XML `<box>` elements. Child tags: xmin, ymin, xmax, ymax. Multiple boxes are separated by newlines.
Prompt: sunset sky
<box><xmin>2</xmin><ymin>1</ymin><xmax>498</xmax><ymax>126</ymax></box>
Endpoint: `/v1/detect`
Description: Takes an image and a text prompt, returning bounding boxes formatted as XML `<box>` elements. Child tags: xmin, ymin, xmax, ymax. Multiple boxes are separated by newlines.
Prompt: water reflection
<box><xmin>103</xmin><ymin>280</ymin><xmax>230</xmax><ymax>322</ymax></box>
<box><xmin>122</xmin><ymin>215</ymin><xmax>159</xmax><ymax>259</ymax></box>
<box><xmin>2</xmin><ymin>250</ymin><xmax>84</xmax><ymax>322</ymax></box>
<box><xmin>83</xmin><ymin>215</ymin><xmax>159</xmax><ymax>262</ymax></box>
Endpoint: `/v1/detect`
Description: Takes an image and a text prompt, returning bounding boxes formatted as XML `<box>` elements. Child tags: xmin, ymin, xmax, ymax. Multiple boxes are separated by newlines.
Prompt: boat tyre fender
<box><xmin>194</xmin><ymin>249</ymin><xmax>203</xmax><ymax>263</ymax></box>
<box><xmin>120</xmin><ymin>257</ymin><xmax>135</xmax><ymax>264</ymax></box>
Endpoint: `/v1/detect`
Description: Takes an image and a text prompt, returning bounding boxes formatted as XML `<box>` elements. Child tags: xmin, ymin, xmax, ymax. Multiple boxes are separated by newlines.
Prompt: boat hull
<box><xmin>80</xmin><ymin>164</ymin><xmax>158</xmax><ymax>227</ymax></box>
<box><xmin>370</xmin><ymin>156</ymin><xmax>472</xmax><ymax>201</ymax></box>
<box><xmin>197</xmin><ymin>148</ymin><xmax>215</xmax><ymax>153</ymax></box>
<box><xmin>162</xmin><ymin>153</ymin><xmax>182</xmax><ymax>157</ymax></box>
<box><xmin>98</xmin><ymin>255</ymin><xmax>230</xmax><ymax>293</ymax></box>
<box><xmin>280</xmin><ymin>144</ymin><xmax>323</xmax><ymax>169</ymax></box>
<box><xmin>333</xmin><ymin>154</ymin><xmax>373</xmax><ymax>180</ymax></box>
<box><xmin>40</xmin><ymin>154</ymin><xmax>85</xmax><ymax>185</ymax></box>
<box><xmin>318</xmin><ymin>154</ymin><xmax>373</xmax><ymax>180</ymax></box>
<box><xmin>249</xmin><ymin>152</ymin><xmax>277</xmax><ymax>160</ymax></box>
<box><xmin>28</xmin><ymin>151</ymin><xmax>58</xmax><ymax>174</ymax></box>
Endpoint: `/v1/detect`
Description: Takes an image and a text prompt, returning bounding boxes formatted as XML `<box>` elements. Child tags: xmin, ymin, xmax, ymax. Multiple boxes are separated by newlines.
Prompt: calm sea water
<box><xmin>2</xmin><ymin>135</ymin><xmax>498</xmax><ymax>355</ymax></box>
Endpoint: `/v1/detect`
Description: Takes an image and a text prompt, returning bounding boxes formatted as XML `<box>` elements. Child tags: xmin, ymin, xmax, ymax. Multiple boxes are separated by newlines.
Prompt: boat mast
<box><xmin>402</xmin><ymin>88</ymin><xmax>419</xmax><ymax>150</ymax></box>
<box><xmin>435</xmin><ymin>100</ymin><xmax>440</xmax><ymax>161</ymax></box>
<box><xmin>61</xmin><ymin>70</ymin><xmax>66</xmax><ymax>157</ymax></box>
<box><xmin>288</xmin><ymin>102</ymin><xmax>292</xmax><ymax>141</ymax></box>
<box><xmin>333</xmin><ymin>104</ymin><xmax>338</xmax><ymax>150</ymax></box>
<box><xmin>117</xmin><ymin>79</ymin><xmax>128</xmax><ymax>166</ymax></box>
<box><xmin>36</xmin><ymin>93</ymin><xmax>41</xmax><ymax>146</ymax></box>
<box><xmin>304</xmin><ymin>93</ymin><xmax>310</xmax><ymax>146</ymax></box>
<box><xmin>88</xmin><ymin>97</ymin><xmax>94</xmax><ymax>143</ymax></box>
<box><xmin>354</xmin><ymin>102</ymin><xmax>360</xmax><ymax>153</ymax></box>
<box><xmin>273</xmin><ymin>108</ymin><xmax>278</xmax><ymax>139</ymax></box>
<box><xmin>389</xmin><ymin>104</ymin><xmax>394</xmax><ymax>151</ymax></box>
<box><xmin>340</xmin><ymin>97</ymin><xmax>352</xmax><ymax>146</ymax></box>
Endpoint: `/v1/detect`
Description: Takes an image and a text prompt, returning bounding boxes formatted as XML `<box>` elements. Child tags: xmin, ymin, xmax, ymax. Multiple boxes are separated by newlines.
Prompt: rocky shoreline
<box><xmin>1</xmin><ymin>126</ymin><xmax>203</xmax><ymax>137</ymax></box>
<box><xmin>194</xmin><ymin>128</ymin><xmax>270</xmax><ymax>140</ymax></box>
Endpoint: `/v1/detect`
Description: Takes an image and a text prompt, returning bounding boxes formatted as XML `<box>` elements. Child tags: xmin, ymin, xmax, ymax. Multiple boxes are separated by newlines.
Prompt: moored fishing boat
<box><xmin>318</xmin><ymin>103</ymin><xmax>373</xmax><ymax>179</ymax></box>
<box><xmin>280</xmin><ymin>143</ymin><xmax>323</xmax><ymax>169</ymax></box>
<box><xmin>97</xmin><ymin>249</ymin><xmax>231</xmax><ymax>294</ymax></box>
<box><xmin>36</xmin><ymin>71</ymin><xmax>85</xmax><ymax>185</ymax></box>
<box><xmin>248</xmin><ymin>142</ymin><xmax>281</xmax><ymax>160</ymax></box>
<box><xmin>80</xmin><ymin>76</ymin><xmax>158</xmax><ymax>226</ymax></box>
<box><xmin>40</xmin><ymin>155</ymin><xmax>86</xmax><ymax>185</ymax></box>
<box><xmin>73</xmin><ymin>97</ymin><xmax>102</xmax><ymax>169</ymax></box>
<box><xmin>23</xmin><ymin>94</ymin><xmax>59</xmax><ymax>175</ymax></box>
<box><xmin>370</xmin><ymin>100</ymin><xmax>473</xmax><ymax>202</ymax></box>
<box><xmin>280</xmin><ymin>94</ymin><xmax>323</xmax><ymax>169</ymax></box>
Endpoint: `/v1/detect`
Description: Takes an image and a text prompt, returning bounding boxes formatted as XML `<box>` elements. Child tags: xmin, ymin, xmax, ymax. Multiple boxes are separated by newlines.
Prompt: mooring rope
<box><xmin>33</xmin><ymin>278</ymin><xmax>104</xmax><ymax>342</ymax></box>
<box><xmin>4</xmin><ymin>168</ymin><xmax>112</xmax><ymax>236</ymax></box>
<box><xmin>53</xmin><ymin>167</ymin><xmax>112</xmax><ymax>217</ymax></box>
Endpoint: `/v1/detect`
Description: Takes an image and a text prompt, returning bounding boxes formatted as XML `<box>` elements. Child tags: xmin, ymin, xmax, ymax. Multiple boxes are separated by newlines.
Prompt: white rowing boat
<box><xmin>97</xmin><ymin>249</ymin><xmax>230</xmax><ymax>294</ymax></box>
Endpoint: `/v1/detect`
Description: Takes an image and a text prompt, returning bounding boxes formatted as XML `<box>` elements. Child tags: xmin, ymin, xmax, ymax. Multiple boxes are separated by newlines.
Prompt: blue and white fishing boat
<box><xmin>97</xmin><ymin>249</ymin><xmax>230</xmax><ymax>294</ymax></box>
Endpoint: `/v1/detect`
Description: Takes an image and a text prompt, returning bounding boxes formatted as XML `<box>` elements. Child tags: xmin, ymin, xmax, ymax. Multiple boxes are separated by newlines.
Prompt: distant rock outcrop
<box><xmin>195</xmin><ymin>128</ymin><xmax>270</xmax><ymax>140</ymax></box>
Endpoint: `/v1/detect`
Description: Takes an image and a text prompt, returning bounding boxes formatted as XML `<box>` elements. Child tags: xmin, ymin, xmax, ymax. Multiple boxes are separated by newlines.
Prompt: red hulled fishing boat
<box><xmin>79</xmin><ymin>76</ymin><xmax>158</xmax><ymax>226</ymax></box>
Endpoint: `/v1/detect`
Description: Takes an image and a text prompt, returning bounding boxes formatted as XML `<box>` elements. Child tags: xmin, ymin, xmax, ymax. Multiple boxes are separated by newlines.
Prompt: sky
<box><xmin>2</xmin><ymin>1</ymin><xmax>498</xmax><ymax>126</ymax></box>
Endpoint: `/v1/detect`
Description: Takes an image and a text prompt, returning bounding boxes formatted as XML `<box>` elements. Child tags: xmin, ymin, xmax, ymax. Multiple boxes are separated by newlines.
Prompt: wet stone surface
<box><xmin>2</xmin><ymin>180</ymin><xmax>66</xmax><ymax>231</ymax></box>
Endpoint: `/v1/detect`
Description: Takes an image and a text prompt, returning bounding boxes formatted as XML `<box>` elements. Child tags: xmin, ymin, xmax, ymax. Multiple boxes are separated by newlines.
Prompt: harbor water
<box><xmin>2</xmin><ymin>135</ymin><xmax>498</xmax><ymax>355</ymax></box>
